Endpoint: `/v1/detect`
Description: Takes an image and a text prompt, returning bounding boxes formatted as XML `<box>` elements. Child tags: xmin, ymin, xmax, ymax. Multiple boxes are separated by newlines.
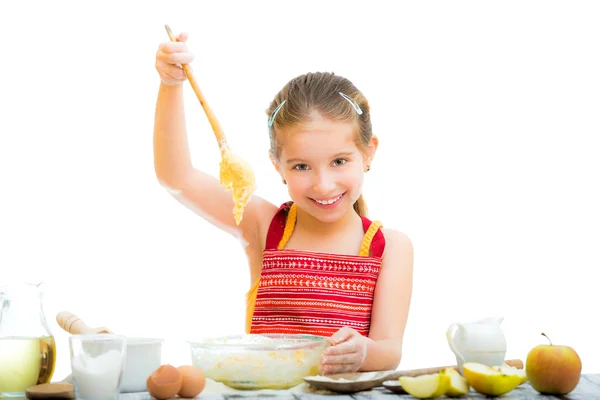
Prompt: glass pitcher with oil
<box><xmin>0</xmin><ymin>282</ymin><xmax>56</xmax><ymax>397</ymax></box>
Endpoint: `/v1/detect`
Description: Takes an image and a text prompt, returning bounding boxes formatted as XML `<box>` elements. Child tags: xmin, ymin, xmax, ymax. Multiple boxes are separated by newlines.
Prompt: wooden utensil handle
<box><xmin>164</xmin><ymin>25</ymin><xmax>228</xmax><ymax>151</ymax></box>
<box><xmin>387</xmin><ymin>359</ymin><xmax>523</xmax><ymax>379</ymax></box>
<box><xmin>56</xmin><ymin>311</ymin><xmax>111</xmax><ymax>335</ymax></box>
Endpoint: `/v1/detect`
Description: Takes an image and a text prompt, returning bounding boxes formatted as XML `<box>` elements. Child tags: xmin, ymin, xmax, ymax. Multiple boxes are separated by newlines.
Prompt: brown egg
<box><xmin>177</xmin><ymin>365</ymin><xmax>206</xmax><ymax>398</ymax></box>
<box><xmin>147</xmin><ymin>364</ymin><xmax>182</xmax><ymax>400</ymax></box>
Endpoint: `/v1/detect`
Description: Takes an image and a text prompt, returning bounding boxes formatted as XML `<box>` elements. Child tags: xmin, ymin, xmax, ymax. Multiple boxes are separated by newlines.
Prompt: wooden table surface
<box><xmin>116</xmin><ymin>374</ymin><xmax>600</xmax><ymax>400</ymax></box>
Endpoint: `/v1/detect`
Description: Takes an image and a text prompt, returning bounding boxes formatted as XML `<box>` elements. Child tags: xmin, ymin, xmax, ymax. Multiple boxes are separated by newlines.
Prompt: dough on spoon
<box><xmin>219</xmin><ymin>147</ymin><xmax>256</xmax><ymax>225</ymax></box>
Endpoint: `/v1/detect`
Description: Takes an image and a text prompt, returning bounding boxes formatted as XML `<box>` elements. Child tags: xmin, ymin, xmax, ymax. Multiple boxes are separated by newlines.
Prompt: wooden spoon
<box><xmin>304</xmin><ymin>359</ymin><xmax>524</xmax><ymax>393</ymax></box>
<box><xmin>164</xmin><ymin>24</ymin><xmax>256</xmax><ymax>225</ymax></box>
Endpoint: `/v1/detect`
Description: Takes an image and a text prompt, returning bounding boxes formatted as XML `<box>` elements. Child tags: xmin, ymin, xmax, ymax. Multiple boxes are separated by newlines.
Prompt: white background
<box><xmin>1</xmin><ymin>0</ymin><xmax>599</xmax><ymax>383</ymax></box>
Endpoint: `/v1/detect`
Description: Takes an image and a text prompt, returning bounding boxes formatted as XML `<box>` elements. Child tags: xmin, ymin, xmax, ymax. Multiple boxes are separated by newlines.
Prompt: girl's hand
<box><xmin>321</xmin><ymin>327</ymin><xmax>367</xmax><ymax>374</ymax></box>
<box><xmin>155</xmin><ymin>32</ymin><xmax>195</xmax><ymax>86</ymax></box>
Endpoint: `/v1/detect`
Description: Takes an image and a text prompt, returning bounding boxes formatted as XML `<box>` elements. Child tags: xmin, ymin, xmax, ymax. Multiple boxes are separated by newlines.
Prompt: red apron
<box><xmin>246</xmin><ymin>202</ymin><xmax>385</xmax><ymax>337</ymax></box>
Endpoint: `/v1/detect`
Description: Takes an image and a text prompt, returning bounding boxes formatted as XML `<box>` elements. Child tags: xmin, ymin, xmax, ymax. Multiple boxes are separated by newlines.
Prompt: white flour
<box><xmin>198</xmin><ymin>372</ymin><xmax>389</xmax><ymax>396</ymax></box>
<box><xmin>202</xmin><ymin>379</ymin><xmax>335</xmax><ymax>395</ymax></box>
<box><xmin>71</xmin><ymin>349</ymin><xmax>123</xmax><ymax>400</ymax></box>
<box><xmin>307</xmin><ymin>371</ymin><xmax>385</xmax><ymax>382</ymax></box>
<box><xmin>117</xmin><ymin>377</ymin><xmax>383</xmax><ymax>399</ymax></box>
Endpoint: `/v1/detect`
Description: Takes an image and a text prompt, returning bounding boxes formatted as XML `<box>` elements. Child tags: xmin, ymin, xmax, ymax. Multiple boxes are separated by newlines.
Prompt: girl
<box><xmin>154</xmin><ymin>31</ymin><xmax>413</xmax><ymax>374</ymax></box>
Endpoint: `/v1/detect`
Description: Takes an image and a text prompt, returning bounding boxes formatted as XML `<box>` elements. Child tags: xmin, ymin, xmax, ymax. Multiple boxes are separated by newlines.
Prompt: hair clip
<box><xmin>339</xmin><ymin>92</ymin><xmax>363</xmax><ymax>115</ymax></box>
<box><xmin>268</xmin><ymin>100</ymin><xmax>287</xmax><ymax>127</ymax></box>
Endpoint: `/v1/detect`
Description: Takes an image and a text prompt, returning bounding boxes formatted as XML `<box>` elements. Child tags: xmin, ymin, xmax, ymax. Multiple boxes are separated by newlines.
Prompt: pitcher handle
<box><xmin>446</xmin><ymin>323</ymin><xmax>465</xmax><ymax>364</ymax></box>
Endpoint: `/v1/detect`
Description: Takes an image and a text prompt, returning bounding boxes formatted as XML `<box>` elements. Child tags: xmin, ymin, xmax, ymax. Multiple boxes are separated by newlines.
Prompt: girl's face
<box><xmin>274</xmin><ymin>113</ymin><xmax>376</xmax><ymax>223</ymax></box>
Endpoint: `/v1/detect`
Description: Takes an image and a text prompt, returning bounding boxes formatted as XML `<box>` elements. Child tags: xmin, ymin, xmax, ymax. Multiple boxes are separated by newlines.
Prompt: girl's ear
<box><xmin>365</xmin><ymin>135</ymin><xmax>379</xmax><ymax>165</ymax></box>
<box><xmin>269</xmin><ymin>151</ymin><xmax>284</xmax><ymax>179</ymax></box>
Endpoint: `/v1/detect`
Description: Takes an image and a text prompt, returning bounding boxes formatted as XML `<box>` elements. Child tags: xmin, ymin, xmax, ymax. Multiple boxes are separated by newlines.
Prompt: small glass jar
<box><xmin>0</xmin><ymin>282</ymin><xmax>56</xmax><ymax>397</ymax></box>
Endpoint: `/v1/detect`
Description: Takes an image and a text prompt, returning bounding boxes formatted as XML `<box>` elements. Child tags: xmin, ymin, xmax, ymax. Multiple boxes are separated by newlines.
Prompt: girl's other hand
<box><xmin>321</xmin><ymin>327</ymin><xmax>367</xmax><ymax>374</ymax></box>
<box><xmin>155</xmin><ymin>32</ymin><xmax>194</xmax><ymax>86</ymax></box>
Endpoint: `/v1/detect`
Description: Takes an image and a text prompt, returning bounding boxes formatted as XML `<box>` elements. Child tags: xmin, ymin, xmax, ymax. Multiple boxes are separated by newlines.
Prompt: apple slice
<box><xmin>499</xmin><ymin>364</ymin><xmax>528</xmax><ymax>385</ymax></box>
<box><xmin>399</xmin><ymin>373</ymin><xmax>451</xmax><ymax>399</ymax></box>
<box><xmin>463</xmin><ymin>362</ymin><xmax>522</xmax><ymax>396</ymax></box>
<box><xmin>440</xmin><ymin>367</ymin><xmax>470</xmax><ymax>397</ymax></box>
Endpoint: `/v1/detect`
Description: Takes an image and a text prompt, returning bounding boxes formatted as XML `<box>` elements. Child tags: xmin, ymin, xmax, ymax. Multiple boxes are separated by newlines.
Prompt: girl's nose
<box><xmin>312</xmin><ymin>172</ymin><xmax>336</xmax><ymax>194</ymax></box>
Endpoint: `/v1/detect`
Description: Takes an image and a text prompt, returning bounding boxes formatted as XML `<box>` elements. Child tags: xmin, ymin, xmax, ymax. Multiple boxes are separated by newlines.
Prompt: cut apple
<box><xmin>399</xmin><ymin>373</ymin><xmax>451</xmax><ymax>399</ymax></box>
<box><xmin>440</xmin><ymin>367</ymin><xmax>470</xmax><ymax>397</ymax></box>
<box><xmin>463</xmin><ymin>362</ymin><xmax>522</xmax><ymax>396</ymax></box>
<box><xmin>499</xmin><ymin>364</ymin><xmax>528</xmax><ymax>385</ymax></box>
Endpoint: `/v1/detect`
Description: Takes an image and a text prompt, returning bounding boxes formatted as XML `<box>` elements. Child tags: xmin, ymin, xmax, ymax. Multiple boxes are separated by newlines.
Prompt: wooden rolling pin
<box><xmin>56</xmin><ymin>311</ymin><xmax>112</xmax><ymax>334</ymax></box>
<box><xmin>387</xmin><ymin>359</ymin><xmax>523</xmax><ymax>379</ymax></box>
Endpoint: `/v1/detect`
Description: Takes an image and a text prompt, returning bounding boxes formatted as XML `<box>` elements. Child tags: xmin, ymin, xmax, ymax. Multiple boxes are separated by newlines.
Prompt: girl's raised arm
<box><xmin>153</xmin><ymin>33</ymin><xmax>276</xmax><ymax>247</ymax></box>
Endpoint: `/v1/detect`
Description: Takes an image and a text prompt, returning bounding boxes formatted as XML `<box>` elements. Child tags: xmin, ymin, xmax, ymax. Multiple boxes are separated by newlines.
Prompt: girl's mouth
<box><xmin>310</xmin><ymin>193</ymin><xmax>345</xmax><ymax>207</ymax></box>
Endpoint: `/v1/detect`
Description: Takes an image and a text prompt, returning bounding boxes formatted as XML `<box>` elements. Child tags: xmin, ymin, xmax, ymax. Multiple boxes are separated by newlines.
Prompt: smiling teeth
<box><xmin>315</xmin><ymin>195</ymin><xmax>342</xmax><ymax>205</ymax></box>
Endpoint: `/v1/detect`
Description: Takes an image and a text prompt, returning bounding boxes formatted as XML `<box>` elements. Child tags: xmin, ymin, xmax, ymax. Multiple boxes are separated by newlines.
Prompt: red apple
<box><xmin>526</xmin><ymin>333</ymin><xmax>582</xmax><ymax>395</ymax></box>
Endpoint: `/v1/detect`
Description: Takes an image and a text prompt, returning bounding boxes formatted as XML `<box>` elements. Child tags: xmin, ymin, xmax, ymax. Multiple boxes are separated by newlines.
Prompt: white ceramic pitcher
<box><xmin>446</xmin><ymin>317</ymin><xmax>507</xmax><ymax>375</ymax></box>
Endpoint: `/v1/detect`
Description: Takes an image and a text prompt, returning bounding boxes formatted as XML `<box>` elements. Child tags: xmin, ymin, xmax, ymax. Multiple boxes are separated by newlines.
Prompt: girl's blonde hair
<box><xmin>266</xmin><ymin>72</ymin><xmax>373</xmax><ymax>217</ymax></box>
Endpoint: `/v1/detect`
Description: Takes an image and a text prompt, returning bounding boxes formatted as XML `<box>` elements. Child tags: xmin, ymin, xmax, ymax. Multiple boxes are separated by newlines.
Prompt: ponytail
<box><xmin>353</xmin><ymin>194</ymin><xmax>368</xmax><ymax>217</ymax></box>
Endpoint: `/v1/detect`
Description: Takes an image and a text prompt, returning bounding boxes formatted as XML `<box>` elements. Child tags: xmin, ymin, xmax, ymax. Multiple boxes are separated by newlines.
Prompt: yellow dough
<box><xmin>219</xmin><ymin>148</ymin><xmax>256</xmax><ymax>225</ymax></box>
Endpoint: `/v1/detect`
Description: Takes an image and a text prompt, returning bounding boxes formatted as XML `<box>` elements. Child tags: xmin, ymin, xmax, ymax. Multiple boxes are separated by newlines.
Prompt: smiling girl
<box><xmin>153</xmin><ymin>31</ymin><xmax>414</xmax><ymax>374</ymax></box>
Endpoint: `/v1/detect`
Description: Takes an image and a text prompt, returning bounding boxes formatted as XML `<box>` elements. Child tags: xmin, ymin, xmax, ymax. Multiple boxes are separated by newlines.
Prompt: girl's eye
<box><xmin>293</xmin><ymin>164</ymin><xmax>309</xmax><ymax>171</ymax></box>
<box><xmin>333</xmin><ymin>158</ymin><xmax>347</xmax><ymax>167</ymax></box>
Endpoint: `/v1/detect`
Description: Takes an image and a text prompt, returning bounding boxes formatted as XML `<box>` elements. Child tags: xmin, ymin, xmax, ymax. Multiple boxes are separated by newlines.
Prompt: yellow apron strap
<box><xmin>277</xmin><ymin>203</ymin><xmax>297</xmax><ymax>250</ymax></box>
<box><xmin>247</xmin><ymin>204</ymin><xmax>298</xmax><ymax>333</ymax></box>
<box><xmin>359</xmin><ymin>220</ymin><xmax>383</xmax><ymax>256</ymax></box>
<box><xmin>245</xmin><ymin>278</ymin><xmax>261</xmax><ymax>334</ymax></box>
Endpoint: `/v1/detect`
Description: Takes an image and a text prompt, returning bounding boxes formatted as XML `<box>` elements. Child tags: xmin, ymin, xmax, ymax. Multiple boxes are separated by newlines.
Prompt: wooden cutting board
<box><xmin>26</xmin><ymin>383</ymin><xmax>75</xmax><ymax>399</ymax></box>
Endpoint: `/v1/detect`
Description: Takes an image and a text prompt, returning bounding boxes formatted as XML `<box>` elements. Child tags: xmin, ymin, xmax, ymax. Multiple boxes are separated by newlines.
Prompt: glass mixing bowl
<box><xmin>187</xmin><ymin>334</ymin><xmax>330</xmax><ymax>390</ymax></box>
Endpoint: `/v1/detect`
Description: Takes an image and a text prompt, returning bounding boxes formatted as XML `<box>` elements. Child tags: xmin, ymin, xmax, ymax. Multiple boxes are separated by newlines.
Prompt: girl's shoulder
<box><xmin>241</xmin><ymin>196</ymin><xmax>281</xmax><ymax>250</ymax></box>
<box><xmin>380</xmin><ymin>228</ymin><xmax>414</xmax><ymax>262</ymax></box>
